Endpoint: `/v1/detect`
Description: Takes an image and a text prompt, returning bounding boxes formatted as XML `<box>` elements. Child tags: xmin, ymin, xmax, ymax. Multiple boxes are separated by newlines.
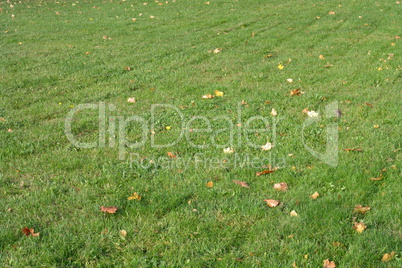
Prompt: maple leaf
<box><xmin>310</xmin><ymin>191</ymin><xmax>320</xmax><ymax>199</ymax></box>
<box><xmin>353</xmin><ymin>205</ymin><xmax>370</xmax><ymax>214</ymax></box>
<box><xmin>290</xmin><ymin>88</ymin><xmax>304</xmax><ymax>96</ymax></box>
<box><xmin>381</xmin><ymin>251</ymin><xmax>396</xmax><ymax>262</ymax></box>
<box><xmin>273</xmin><ymin>182</ymin><xmax>288</xmax><ymax>191</ymax></box>
<box><xmin>22</xmin><ymin>227</ymin><xmax>39</xmax><ymax>237</ymax></box>
<box><xmin>353</xmin><ymin>222</ymin><xmax>367</xmax><ymax>233</ymax></box>
<box><xmin>233</xmin><ymin>180</ymin><xmax>250</xmax><ymax>188</ymax></box>
<box><xmin>127</xmin><ymin>192</ymin><xmax>142</xmax><ymax>201</ymax></box>
<box><xmin>264</xmin><ymin>199</ymin><xmax>280</xmax><ymax>207</ymax></box>
<box><xmin>214</xmin><ymin>90</ymin><xmax>224</xmax><ymax>96</ymax></box>
<box><xmin>202</xmin><ymin>94</ymin><xmax>214</xmax><ymax>99</ymax></box>
<box><xmin>261</xmin><ymin>142</ymin><xmax>273</xmax><ymax>151</ymax></box>
<box><xmin>323</xmin><ymin>259</ymin><xmax>336</xmax><ymax>268</ymax></box>
<box><xmin>167</xmin><ymin>152</ymin><xmax>177</xmax><ymax>158</ymax></box>
<box><xmin>100</xmin><ymin>206</ymin><xmax>118</xmax><ymax>214</ymax></box>
<box><xmin>206</xmin><ymin>181</ymin><xmax>214</xmax><ymax>188</ymax></box>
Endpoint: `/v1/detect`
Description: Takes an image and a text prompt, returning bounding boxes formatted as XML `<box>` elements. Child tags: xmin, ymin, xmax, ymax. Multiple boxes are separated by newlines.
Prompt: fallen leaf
<box><xmin>264</xmin><ymin>54</ymin><xmax>273</xmax><ymax>58</ymax></box>
<box><xmin>373</xmin><ymin>124</ymin><xmax>379</xmax><ymax>128</ymax></box>
<box><xmin>120</xmin><ymin>230</ymin><xmax>127</xmax><ymax>237</ymax></box>
<box><xmin>127</xmin><ymin>97</ymin><xmax>136</xmax><ymax>103</ymax></box>
<box><xmin>292</xmin><ymin>261</ymin><xmax>298</xmax><ymax>268</ymax></box>
<box><xmin>261</xmin><ymin>142</ymin><xmax>273</xmax><ymax>151</ymax></box>
<box><xmin>307</xmin><ymin>111</ymin><xmax>319</xmax><ymax>117</ymax></box>
<box><xmin>256</xmin><ymin>169</ymin><xmax>275</xmax><ymax>176</ymax></box>
<box><xmin>290</xmin><ymin>210</ymin><xmax>298</xmax><ymax>217</ymax></box>
<box><xmin>264</xmin><ymin>199</ymin><xmax>280</xmax><ymax>207</ymax></box>
<box><xmin>323</xmin><ymin>259</ymin><xmax>336</xmax><ymax>268</ymax></box>
<box><xmin>319</xmin><ymin>55</ymin><xmax>325</xmax><ymax>60</ymax></box>
<box><xmin>365</xmin><ymin>102</ymin><xmax>373</xmax><ymax>107</ymax></box>
<box><xmin>167</xmin><ymin>152</ymin><xmax>177</xmax><ymax>158</ymax></box>
<box><xmin>202</xmin><ymin>94</ymin><xmax>214</xmax><ymax>99</ymax></box>
<box><xmin>323</xmin><ymin>64</ymin><xmax>333</xmax><ymax>68</ymax></box>
<box><xmin>287</xmin><ymin>78</ymin><xmax>293</xmax><ymax>83</ymax></box>
<box><xmin>310</xmin><ymin>191</ymin><xmax>320</xmax><ymax>199</ymax></box>
<box><xmin>370</xmin><ymin>177</ymin><xmax>382</xmax><ymax>181</ymax></box>
<box><xmin>332</xmin><ymin>242</ymin><xmax>343</xmax><ymax>247</ymax></box>
<box><xmin>127</xmin><ymin>192</ymin><xmax>142</xmax><ymax>201</ymax></box>
<box><xmin>165</xmin><ymin>126</ymin><xmax>171</xmax><ymax>130</ymax></box>
<box><xmin>22</xmin><ymin>227</ymin><xmax>40</xmax><ymax>237</ymax></box>
<box><xmin>277</xmin><ymin>64</ymin><xmax>284</xmax><ymax>70</ymax></box>
<box><xmin>214</xmin><ymin>90</ymin><xmax>224</xmax><ymax>96</ymax></box>
<box><xmin>342</xmin><ymin>148</ymin><xmax>362</xmax><ymax>152</ymax></box>
<box><xmin>233</xmin><ymin>180</ymin><xmax>250</xmax><ymax>188</ymax></box>
<box><xmin>328</xmin><ymin>11</ymin><xmax>336</xmax><ymax>15</ymax></box>
<box><xmin>270</xmin><ymin>108</ymin><xmax>277</xmax><ymax>116</ymax></box>
<box><xmin>290</xmin><ymin>88</ymin><xmax>304</xmax><ymax>96</ymax></box>
<box><xmin>213</xmin><ymin>48</ymin><xmax>222</xmax><ymax>54</ymax></box>
<box><xmin>381</xmin><ymin>251</ymin><xmax>396</xmax><ymax>262</ymax></box>
<box><xmin>0</xmin><ymin>118</ymin><xmax>6</xmax><ymax>122</ymax></box>
<box><xmin>353</xmin><ymin>222</ymin><xmax>367</xmax><ymax>233</ymax></box>
<box><xmin>273</xmin><ymin>182</ymin><xmax>288</xmax><ymax>191</ymax></box>
<box><xmin>206</xmin><ymin>181</ymin><xmax>214</xmax><ymax>188</ymax></box>
<box><xmin>353</xmin><ymin>205</ymin><xmax>370</xmax><ymax>214</ymax></box>
<box><xmin>223</xmin><ymin>147</ymin><xmax>234</xmax><ymax>154</ymax></box>
<box><xmin>100</xmin><ymin>206</ymin><xmax>118</xmax><ymax>214</ymax></box>
<box><xmin>124</xmin><ymin>66</ymin><xmax>131</xmax><ymax>71</ymax></box>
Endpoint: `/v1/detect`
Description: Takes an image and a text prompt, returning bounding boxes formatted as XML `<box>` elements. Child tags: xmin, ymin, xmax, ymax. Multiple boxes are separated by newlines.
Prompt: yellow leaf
<box><xmin>289</xmin><ymin>210</ymin><xmax>298</xmax><ymax>217</ymax></box>
<box><xmin>381</xmin><ymin>251</ymin><xmax>396</xmax><ymax>262</ymax></box>
<box><xmin>261</xmin><ymin>142</ymin><xmax>273</xmax><ymax>151</ymax></box>
<box><xmin>214</xmin><ymin>90</ymin><xmax>224</xmax><ymax>96</ymax></box>
<box><xmin>310</xmin><ymin>191</ymin><xmax>320</xmax><ymax>199</ymax></box>
<box><xmin>353</xmin><ymin>222</ymin><xmax>367</xmax><ymax>233</ymax></box>
<box><xmin>270</xmin><ymin>108</ymin><xmax>277</xmax><ymax>116</ymax></box>
<box><xmin>277</xmin><ymin>64</ymin><xmax>284</xmax><ymax>70</ymax></box>
<box><xmin>165</xmin><ymin>126</ymin><xmax>171</xmax><ymax>130</ymax></box>
<box><xmin>127</xmin><ymin>192</ymin><xmax>142</xmax><ymax>201</ymax></box>
<box><xmin>319</xmin><ymin>55</ymin><xmax>325</xmax><ymax>60</ymax></box>
<box><xmin>206</xmin><ymin>181</ymin><xmax>214</xmax><ymax>188</ymax></box>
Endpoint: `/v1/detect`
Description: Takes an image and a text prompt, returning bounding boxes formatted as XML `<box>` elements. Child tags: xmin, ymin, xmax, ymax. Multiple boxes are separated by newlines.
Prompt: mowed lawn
<box><xmin>0</xmin><ymin>0</ymin><xmax>401</xmax><ymax>267</ymax></box>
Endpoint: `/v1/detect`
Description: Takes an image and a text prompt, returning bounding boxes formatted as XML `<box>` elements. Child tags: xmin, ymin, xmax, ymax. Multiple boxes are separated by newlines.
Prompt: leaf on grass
<box><xmin>381</xmin><ymin>251</ymin><xmax>396</xmax><ymax>262</ymax></box>
<box><xmin>261</xmin><ymin>142</ymin><xmax>273</xmax><ymax>151</ymax></box>
<box><xmin>328</xmin><ymin>11</ymin><xmax>336</xmax><ymax>15</ymax></box>
<box><xmin>323</xmin><ymin>259</ymin><xmax>336</xmax><ymax>268</ymax></box>
<box><xmin>290</xmin><ymin>88</ymin><xmax>304</xmax><ymax>96</ymax></box>
<box><xmin>319</xmin><ymin>55</ymin><xmax>325</xmax><ymax>60</ymax></box>
<box><xmin>365</xmin><ymin>102</ymin><xmax>373</xmax><ymax>107</ymax></box>
<box><xmin>310</xmin><ymin>191</ymin><xmax>320</xmax><ymax>199</ymax></box>
<box><xmin>214</xmin><ymin>90</ymin><xmax>224</xmax><ymax>97</ymax></box>
<box><xmin>270</xmin><ymin>108</ymin><xmax>277</xmax><ymax>116</ymax></box>
<box><xmin>264</xmin><ymin>199</ymin><xmax>280</xmax><ymax>207</ymax></box>
<box><xmin>223</xmin><ymin>147</ymin><xmax>234</xmax><ymax>154</ymax></box>
<box><xmin>202</xmin><ymin>94</ymin><xmax>214</xmax><ymax>99</ymax></box>
<box><xmin>273</xmin><ymin>182</ymin><xmax>288</xmax><ymax>191</ymax></box>
<box><xmin>127</xmin><ymin>97</ymin><xmax>136</xmax><ymax>103</ymax></box>
<box><xmin>323</xmin><ymin>64</ymin><xmax>333</xmax><ymax>68</ymax></box>
<box><xmin>120</xmin><ymin>230</ymin><xmax>127</xmax><ymax>237</ymax></box>
<box><xmin>370</xmin><ymin>177</ymin><xmax>382</xmax><ymax>181</ymax></box>
<box><xmin>100</xmin><ymin>206</ymin><xmax>118</xmax><ymax>214</ymax></box>
<box><xmin>22</xmin><ymin>227</ymin><xmax>39</xmax><ymax>237</ymax></box>
<box><xmin>307</xmin><ymin>111</ymin><xmax>319</xmax><ymax>117</ymax></box>
<box><xmin>256</xmin><ymin>170</ymin><xmax>274</xmax><ymax>176</ymax></box>
<box><xmin>353</xmin><ymin>222</ymin><xmax>367</xmax><ymax>233</ymax></box>
<box><xmin>342</xmin><ymin>148</ymin><xmax>362</xmax><ymax>152</ymax></box>
<box><xmin>290</xmin><ymin>210</ymin><xmax>298</xmax><ymax>217</ymax></box>
<box><xmin>127</xmin><ymin>192</ymin><xmax>142</xmax><ymax>201</ymax></box>
<box><xmin>124</xmin><ymin>66</ymin><xmax>131</xmax><ymax>71</ymax></box>
<box><xmin>277</xmin><ymin>64</ymin><xmax>284</xmax><ymax>70</ymax></box>
<box><xmin>206</xmin><ymin>181</ymin><xmax>214</xmax><ymax>188</ymax></box>
<box><xmin>167</xmin><ymin>152</ymin><xmax>177</xmax><ymax>158</ymax></box>
<box><xmin>233</xmin><ymin>180</ymin><xmax>250</xmax><ymax>188</ymax></box>
<box><xmin>353</xmin><ymin>205</ymin><xmax>370</xmax><ymax>214</ymax></box>
<box><xmin>292</xmin><ymin>261</ymin><xmax>298</xmax><ymax>268</ymax></box>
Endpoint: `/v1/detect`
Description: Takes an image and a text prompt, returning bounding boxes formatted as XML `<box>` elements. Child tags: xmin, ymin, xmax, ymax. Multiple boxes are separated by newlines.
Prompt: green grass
<box><xmin>1</xmin><ymin>0</ymin><xmax>401</xmax><ymax>267</ymax></box>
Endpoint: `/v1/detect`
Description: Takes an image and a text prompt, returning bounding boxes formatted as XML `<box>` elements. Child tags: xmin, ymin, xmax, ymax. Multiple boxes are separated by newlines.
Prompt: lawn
<box><xmin>0</xmin><ymin>0</ymin><xmax>401</xmax><ymax>267</ymax></box>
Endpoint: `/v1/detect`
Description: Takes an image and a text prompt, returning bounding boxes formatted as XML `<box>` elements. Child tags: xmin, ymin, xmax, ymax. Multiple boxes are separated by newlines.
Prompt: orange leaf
<box><xmin>323</xmin><ymin>259</ymin><xmax>336</xmax><ymax>268</ymax></box>
<box><xmin>365</xmin><ymin>102</ymin><xmax>373</xmax><ymax>107</ymax></box>
<box><xmin>290</xmin><ymin>88</ymin><xmax>304</xmax><ymax>96</ymax></box>
<box><xmin>353</xmin><ymin>205</ymin><xmax>370</xmax><ymax>214</ymax></box>
<box><xmin>167</xmin><ymin>152</ymin><xmax>177</xmax><ymax>158</ymax></box>
<box><xmin>127</xmin><ymin>192</ymin><xmax>142</xmax><ymax>201</ymax></box>
<box><xmin>370</xmin><ymin>177</ymin><xmax>382</xmax><ymax>181</ymax></box>
<box><xmin>233</xmin><ymin>180</ymin><xmax>250</xmax><ymax>188</ymax></box>
<box><xmin>342</xmin><ymin>148</ymin><xmax>362</xmax><ymax>152</ymax></box>
<box><xmin>264</xmin><ymin>199</ymin><xmax>280</xmax><ymax>207</ymax></box>
<box><xmin>22</xmin><ymin>227</ymin><xmax>39</xmax><ymax>237</ymax></box>
<box><xmin>310</xmin><ymin>191</ymin><xmax>320</xmax><ymax>199</ymax></box>
<box><xmin>256</xmin><ymin>170</ymin><xmax>274</xmax><ymax>176</ymax></box>
<box><xmin>202</xmin><ymin>94</ymin><xmax>214</xmax><ymax>99</ymax></box>
<box><xmin>100</xmin><ymin>206</ymin><xmax>118</xmax><ymax>214</ymax></box>
<box><xmin>353</xmin><ymin>222</ymin><xmax>367</xmax><ymax>233</ymax></box>
<box><xmin>206</xmin><ymin>181</ymin><xmax>214</xmax><ymax>188</ymax></box>
<box><xmin>273</xmin><ymin>182</ymin><xmax>288</xmax><ymax>191</ymax></box>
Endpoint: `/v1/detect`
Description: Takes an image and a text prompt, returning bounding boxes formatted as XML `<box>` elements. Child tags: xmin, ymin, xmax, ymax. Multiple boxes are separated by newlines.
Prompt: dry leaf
<box><xmin>223</xmin><ymin>147</ymin><xmax>234</xmax><ymax>154</ymax></box>
<box><xmin>233</xmin><ymin>180</ymin><xmax>250</xmax><ymax>188</ymax></box>
<box><xmin>214</xmin><ymin>90</ymin><xmax>224</xmax><ymax>97</ymax></box>
<box><xmin>353</xmin><ymin>205</ymin><xmax>370</xmax><ymax>214</ymax></box>
<box><xmin>120</xmin><ymin>230</ymin><xmax>127</xmax><ymax>237</ymax></box>
<box><xmin>270</xmin><ymin>108</ymin><xmax>277</xmax><ymax>116</ymax></box>
<box><xmin>287</xmin><ymin>78</ymin><xmax>293</xmax><ymax>83</ymax></box>
<box><xmin>328</xmin><ymin>11</ymin><xmax>336</xmax><ymax>15</ymax></box>
<box><xmin>319</xmin><ymin>55</ymin><xmax>325</xmax><ymax>60</ymax></box>
<box><xmin>277</xmin><ymin>64</ymin><xmax>284</xmax><ymax>70</ymax></box>
<box><xmin>370</xmin><ymin>177</ymin><xmax>382</xmax><ymax>181</ymax></box>
<box><xmin>206</xmin><ymin>181</ymin><xmax>214</xmax><ymax>188</ymax></box>
<box><xmin>264</xmin><ymin>54</ymin><xmax>273</xmax><ymax>58</ymax></box>
<box><xmin>261</xmin><ymin>142</ymin><xmax>273</xmax><ymax>151</ymax></box>
<box><xmin>273</xmin><ymin>182</ymin><xmax>288</xmax><ymax>191</ymax></box>
<box><xmin>167</xmin><ymin>152</ymin><xmax>177</xmax><ymax>158</ymax></box>
<box><xmin>100</xmin><ymin>206</ymin><xmax>118</xmax><ymax>214</ymax></box>
<box><xmin>307</xmin><ymin>111</ymin><xmax>319</xmax><ymax>117</ymax></box>
<box><xmin>310</xmin><ymin>191</ymin><xmax>320</xmax><ymax>199</ymax></box>
<box><xmin>353</xmin><ymin>222</ymin><xmax>367</xmax><ymax>233</ymax></box>
<box><xmin>22</xmin><ymin>227</ymin><xmax>39</xmax><ymax>237</ymax></box>
<box><xmin>124</xmin><ymin>66</ymin><xmax>131</xmax><ymax>71</ymax></box>
<box><xmin>323</xmin><ymin>259</ymin><xmax>336</xmax><ymax>268</ymax></box>
<box><xmin>127</xmin><ymin>97</ymin><xmax>136</xmax><ymax>103</ymax></box>
<box><xmin>290</xmin><ymin>210</ymin><xmax>298</xmax><ymax>217</ymax></box>
<box><xmin>256</xmin><ymin>169</ymin><xmax>275</xmax><ymax>176</ymax></box>
<box><xmin>342</xmin><ymin>148</ymin><xmax>362</xmax><ymax>152</ymax></box>
<box><xmin>127</xmin><ymin>192</ymin><xmax>142</xmax><ymax>201</ymax></box>
<box><xmin>381</xmin><ymin>251</ymin><xmax>396</xmax><ymax>262</ymax></box>
<box><xmin>292</xmin><ymin>261</ymin><xmax>298</xmax><ymax>268</ymax></box>
<box><xmin>213</xmin><ymin>48</ymin><xmax>222</xmax><ymax>54</ymax></box>
<box><xmin>202</xmin><ymin>94</ymin><xmax>214</xmax><ymax>99</ymax></box>
<box><xmin>290</xmin><ymin>88</ymin><xmax>304</xmax><ymax>96</ymax></box>
<box><xmin>365</xmin><ymin>102</ymin><xmax>374</xmax><ymax>107</ymax></box>
<box><xmin>323</xmin><ymin>64</ymin><xmax>333</xmax><ymax>68</ymax></box>
<box><xmin>264</xmin><ymin>199</ymin><xmax>280</xmax><ymax>207</ymax></box>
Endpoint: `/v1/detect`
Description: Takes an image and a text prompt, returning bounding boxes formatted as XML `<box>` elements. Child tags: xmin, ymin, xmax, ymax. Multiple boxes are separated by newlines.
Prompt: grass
<box><xmin>0</xmin><ymin>0</ymin><xmax>401</xmax><ymax>267</ymax></box>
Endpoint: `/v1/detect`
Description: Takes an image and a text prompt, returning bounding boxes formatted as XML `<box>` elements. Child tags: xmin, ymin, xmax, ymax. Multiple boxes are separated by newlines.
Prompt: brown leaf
<box><xmin>365</xmin><ymin>102</ymin><xmax>373</xmax><ymax>107</ymax></box>
<box><xmin>353</xmin><ymin>205</ymin><xmax>370</xmax><ymax>214</ymax></box>
<box><xmin>323</xmin><ymin>259</ymin><xmax>336</xmax><ymax>268</ymax></box>
<box><xmin>370</xmin><ymin>177</ymin><xmax>382</xmax><ymax>181</ymax></box>
<box><xmin>256</xmin><ymin>170</ymin><xmax>274</xmax><ymax>176</ymax></box>
<box><xmin>264</xmin><ymin>199</ymin><xmax>280</xmax><ymax>207</ymax></box>
<box><xmin>127</xmin><ymin>192</ymin><xmax>141</xmax><ymax>201</ymax></box>
<box><xmin>124</xmin><ymin>66</ymin><xmax>131</xmax><ymax>71</ymax></box>
<box><xmin>233</xmin><ymin>180</ymin><xmax>250</xmax><ymax>188</ymax></box>
<box><xmin>290</xmin><ymin>88</ymin><xmax>304</xmax><ymax>96</ymax></box>
<box><xmin>273</xmin><ymin>182</ymin><xmax>288</xmax><ymax>191</ymax></box>
<box><xmin>323</xmin><ymin>64</ymin><xmax>333</xmax><ymax>68</ymax></box>
<box><xmin>167</xmin><ymin>152</ymin><xmax>177</xmax><ymax>158</ymax></box>
<box><xmin>353</xmin><ymin>222</ymin><xmax>367</xmax><ymax>233</ymax></box>
<box><xmin>342</xmin><ymin>148</ymin><xmax>362</xmax><ymax>152</ymax></box>
<box><xmin>319</xmin><ymin>55</ymin><xmax>325</xmax><ymax>60</ymax></box>
<box><xmin>202</xmin><ymin>94</ymin><xmax>214</xmax><ymax>99</ymax></box>
<box><xmin>22</xmin><ymin>227</ymin><xmax>39</xmax><ymax>237</ymax></box>
<box><xmin>310</xmin><ymin>191</ymin><xmax>320</xmax><ymax>199</ymax></box>
<box><xmin>381</xmin><ymin>251</ymin><xmax>396</xmax><ymax>262</ymax></box>
<box><xmin>100</xmin><ymin>206</ymin><xmax>118</xmax><ymax>214</ymax></box>
<box><xmin>206</xmin><ymin>181</ymin><xmax>214</xmax><ymax>188</ymax></box>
